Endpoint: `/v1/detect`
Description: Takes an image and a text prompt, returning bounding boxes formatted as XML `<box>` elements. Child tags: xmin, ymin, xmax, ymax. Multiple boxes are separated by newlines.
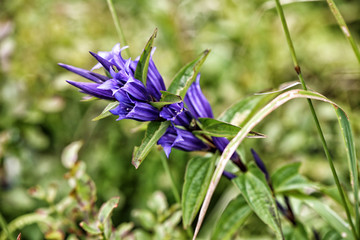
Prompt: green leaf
<box><xmin>182</xmin><ymin>155</ymin><xmax>215</xmax><ymax>229</ymax></box>
<box><xmin>92</xmin><ymin>102</ymin><xmax>119</xmax><ymax>121</ymax></box>
<box><xmin>134</xmin><ymin>28</ymin><xmax>158</xmax><ymax>85</ymax></box>
<box><xmin>150</xmin><ymin>91</ymin><xmax>182</xmax><ymax>109</ymax></box>
<box><xmin>218</xmin><ymin>94</ymin><xmax>270</xmax><ymax>126</ymax></box>
<box><xmin>195</xmin><ymin>118</ymin><xmax>266</xmax><ymax>138</ymax></box>
<box><xmin>233</xmin><ymin>165</ymin><xmax>283</xmax><ymax>239</ymax></box>
<box><xmin>283</xmin><ymin>222</ymin><xmax>309</xmax><ymax>240</ymax></box>
<box><xmin>61</xmin><ymin>141</ymin><xmax>83</xmax><ymax>169</ymax></box>
<box><xmin>167</xmin><ymin>50</ymin><xmax>210</xmax><ymax>98</ymax></box>
<box><xmin>211</xmin><ymin>195</ymin><xmax>252</xmax><ymax>240</ymax></box>
<box><xmin>271</xmin><ymin>162</ymin><xmax>318</xmax><ymax>193</ymax></box>
<box><xmin>132</xmin><ymin>209</ymin><xmax>156</xmax><ymax>231</ymax></box>
<box><xmin>132</xmin><ymin>121</ymin><xmax>170</xmax><ymax>169</ymax></box>
<box><xmin>79</xmin><ymin>221</ymin><xmax>101</xmax><ymax>235</ymax></box>
<box><xmin>98</xmin><ymin>197</ymin><xmax>120</xmax><ymax>224</ymax></box>
<box><xmin>293</xmin><ymin>194</ymin><xmax>354</xmax><ymax>239</ymax></box>
<box><xmin>335</xmin><ymin>108</ymin><xmax>360</xmax><ymax>231</ymax></box>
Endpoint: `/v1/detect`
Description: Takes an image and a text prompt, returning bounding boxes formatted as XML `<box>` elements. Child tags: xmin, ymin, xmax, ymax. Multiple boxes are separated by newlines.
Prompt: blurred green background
<box><xmin>1</xmin><ymin>0</ymin><xmax>359</xmax><ymax>238</ymax></box>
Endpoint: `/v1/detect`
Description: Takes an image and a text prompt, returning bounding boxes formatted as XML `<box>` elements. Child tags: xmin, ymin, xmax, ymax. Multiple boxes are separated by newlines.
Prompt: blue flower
<box><xmin>157</xmin><ymin>125</ymin><xmax>209</xmax><ymax>157</ymax></box>
<box><xmin>59</xmin><ymin>43</ymin><xmax>166</xmax><ymax>122</ymax></box>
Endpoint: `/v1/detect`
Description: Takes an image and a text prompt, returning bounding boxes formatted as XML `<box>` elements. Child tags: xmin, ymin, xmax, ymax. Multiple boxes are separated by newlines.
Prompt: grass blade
<box><xmin>192</xmin><ymin>89</ymin><xmax>357</xmax><ymax>239</ymax></box>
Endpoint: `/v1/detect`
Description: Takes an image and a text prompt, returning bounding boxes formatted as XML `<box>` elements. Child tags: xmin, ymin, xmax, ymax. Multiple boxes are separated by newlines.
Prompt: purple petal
<box><xmin>160</xmin><ymin>102</ymin><xmax>185</xmax><ymax>121</ymax></box>
<box><xmin>145</xmin><ymin>56</ymin><xmax>166</xmax><ymax>101</ymax></box>
<box><xmin>58</xmin><ymin>63</ymin><xmax>107</xmax><ymax>83</ymax></box>
<box><xmin>66</xmin><ymin>80</ymin><xmax>114</xmax><ymax>100</ymax></box>
<box><xmin>184</xmin><ymin>74</ymin><xmax>213</xmax><ymax>119</ymax></box>
<box><xmin>158</xmin><ymin>126</ymin><xmax>209</xmax><ymax>157</ymax></box>
<box><xmin>251</xmin><ymin>149</ymin><xmax>269</xmax><ymax>181</ymax></box>
<box><xmin>126</xmin><ymin>102</ymin><xmax>160</xmax><ymax>121</ymax></box>
<box><xmin>90</xmin><ymin>52</ymin><xmax>112</xmax><ymax>72</ymax></box>
<box><xmin>121</xmin><ymin>78</ymin><xmax>150</xmax><ymax>101</ymax></box>
<box><xmin>172</xmin><ymin>110</ymin><xmax>193</xmax><ymax>127</ymax></box>
<box><xmin>98</xmin><ymin>79</ymin><xmax>121</xmax><ymax>95</ymax></box>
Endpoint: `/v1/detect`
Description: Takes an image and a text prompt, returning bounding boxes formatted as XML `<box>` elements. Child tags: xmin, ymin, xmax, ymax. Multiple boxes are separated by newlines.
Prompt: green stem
<box><xmin>0</xmin><ymin>213</ymin><xmax>15</xmax><ymax>240</ymax></box>
<box><xmin>274</xmin><ymin>0</ymin><xmax>359</xmax><ymax>238</ymax></box>
<box><xmin>160</xmin><ymin>154</ymin><xmax>181</xmax><ymax>204</ymax></box>
<box><xmin>106</xmin><ymin>0</ymin><xmax>131</xmax><ymax>58</ymax></box>
<box><xmin>326</xmin><ymin>0</ymin><xmax>360</xmax><ymax>64</ymax></box>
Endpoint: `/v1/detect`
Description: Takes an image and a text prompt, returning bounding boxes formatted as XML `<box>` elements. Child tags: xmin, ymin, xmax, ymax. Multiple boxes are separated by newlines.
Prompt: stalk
<box><xmin>326</xmin><ymin>0</ymin><xmax>360</xmax><ymax>63</ymax></box>
<box><xmin>273</xmin><ymin>0</ymin><xmax>359</xmax><ymax>238</ymax></box>
<box><xmin>106</xmin><ymin>0</ymin><xmax>131</xmax><ymax>58</ymax></box>
<box><xmin>160</xmin><ymin>154</ymin><xmax>181</xmax><ymax>204</ymax></box>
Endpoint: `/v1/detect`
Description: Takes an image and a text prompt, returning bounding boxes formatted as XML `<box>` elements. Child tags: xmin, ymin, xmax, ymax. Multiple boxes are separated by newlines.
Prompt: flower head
<box><xmin>59</xmin><ymin>43</ymin><xmax>166</xmax><ymax>122</ymax></box>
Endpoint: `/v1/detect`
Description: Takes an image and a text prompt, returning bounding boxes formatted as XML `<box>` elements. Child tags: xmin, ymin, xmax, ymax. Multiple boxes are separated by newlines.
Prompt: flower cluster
<box><xmin>60</xmin><ymin>43</ymin><xmax>242</xmax><ymax>171</ymax></box>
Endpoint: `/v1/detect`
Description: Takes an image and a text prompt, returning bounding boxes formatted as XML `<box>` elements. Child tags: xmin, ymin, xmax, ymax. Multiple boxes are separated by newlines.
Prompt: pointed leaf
<box><xmin>233</xmin><ymin>165</ymin><xmax>283</xmax><ymax>239</ymax></box>
<box><xmin>92</xmin><ymin>102</ymin><xmax>119</xmax><ymax>121</ymax></box>
<box><xmin>271</xmin><ymin>162</ymin><xmax>318</xmax><ymax>193</ymax></box>
<box><xmin>79</xmin><ymin>221</ymin><xmax>101</xmax><ymax>235</ymax></box>
<box><xmin>98</xmin><ymin>197</ymin><xmax>120</xmax><ymax>224</ymax></box>
<box><xmin>132</xmin><ymin>121</ymin><xmax>170</xmax><ymax>168</ymax></box>
<box><xmin>195</xmin><ymin>118</ymin><xmax>266</xmax><ymax>138</ymax></box>
<box><xmin>167</xmin><ymin>50</ymin><xmax>210</xmax><ymax>98</ymax></box>
<box><xmin>150</xmin><ymin>91</ymin><xmax>182</xmax><ymax>109</ymax></box>
<box><xmin>134</xmin><ymin>29</ymin><xmax>158</xmax><ymax>85</ymax></box>
<box><xmin>182</xmin><ymin>155</ymin><xmax>215</xmax><ymax>229</ymax></box>
<box><xmin>211</xmin><ymin>195</ymin><xmax>252</xmax><ymax>240</ymax></box>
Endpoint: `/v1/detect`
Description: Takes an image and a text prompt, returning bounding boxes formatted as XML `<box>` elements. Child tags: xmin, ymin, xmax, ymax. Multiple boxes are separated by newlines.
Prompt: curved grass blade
<box><xmin>218</xmin><ymin>94</ymin><xmax>271</xmax><ymax>127</ymax></box>
<box><xmin>192</xmin><ymin>89</ymin><xmax>358</xmax><ymax>239</ymax></box>
<box><xmin>132</xmin><ymin>121</ymin><xmax>170</xmax><ymax>169</ymax></box>
<box><xmin>167</xmin><ymin>50</ymin><xmax>210</xmax><ymax>99</ymax></box>
<box><xmin>182</xmin><ymin>155</ymin><xmax>215</xmax><ymax>229</ymax></box>
<box><xmin>336</xmin><ymin>108</ymin><xmax>360</xmax><ymax>233</ymax></box>
<box><xmin>293</xmin><ymin>194</ymin><xmax>354</xmax><ymax>239</ymax></box>
<box><xmin>326</xmin><ymin>0</ymin><xmax>360</xmax><ymax>63</ymax></box>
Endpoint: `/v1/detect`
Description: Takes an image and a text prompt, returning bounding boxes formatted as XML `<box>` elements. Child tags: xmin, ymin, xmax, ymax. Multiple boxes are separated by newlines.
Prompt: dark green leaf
<box><xmin>150</xmin><ymin>91</ymin><xmax>182</xmax><ymax>109</ymax></box>
<box><xmin>132</xmin><ymin>121</ymin><xmax>170</xmax><ymax>168</ymax></box>
<box><xmin>194</xmin><ymin>118</ymin><xmax>266</xmax><ymax>138</ymax></box>
<box><xmin>134</xmin><ymin>28</ymin><xmax>158</xmax><ymax>85</ymax></box>
<box><xmin>182</xmin><ymin>155</ymin><xmax>215</xmax><ymax>229</ymax></box>
<box><xmin>211</xmin><ymin>195</ymin><xmax>252</xmax><ymax>240</ymax></box>
<box><xmin>283</xmin><ymin>222</ymin><xmax>309</xmax><ymax>240</ymax></box>
<box><xmin>271</xmin><ymin>162</ymin><xmax>318</xmax><ymax>193</ymax></box>
<box><xmin>167</xmin><ymin>50</ymin><xmax>210</xmax><ymax>98</ymax></box>
<box><xmin>92</xmin><ymin>102</ymin><xmax>119</xmax><ymax>121</ymax></box>
<box><xmin>233</xmin><ymin>165</ymin><xmax>283</xmax><ymax>239</ymax></box>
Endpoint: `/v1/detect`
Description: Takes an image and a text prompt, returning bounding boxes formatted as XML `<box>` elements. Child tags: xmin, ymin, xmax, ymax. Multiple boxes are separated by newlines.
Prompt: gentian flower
<box><xmin>59</xmin><ymin>43</ymin><xmax>165</xmax><ymax>121</ymax></box>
